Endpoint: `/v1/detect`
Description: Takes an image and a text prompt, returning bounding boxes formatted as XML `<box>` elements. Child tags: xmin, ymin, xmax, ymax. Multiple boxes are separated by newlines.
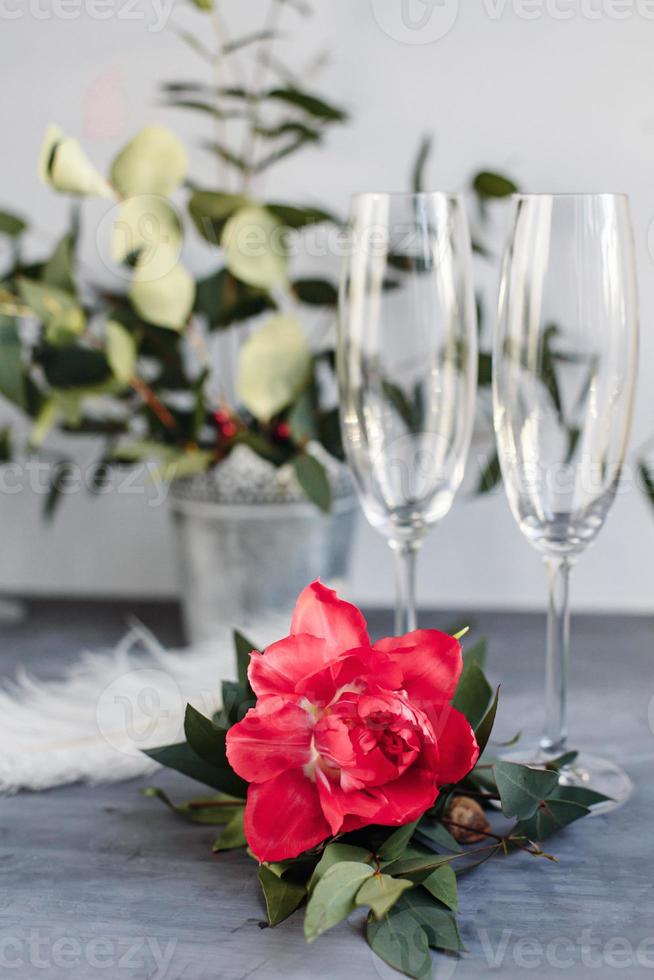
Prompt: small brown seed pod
<box><xmin>444</xmin><ymin>795</ymin><xmax>492</xmax><ymax>844</ymax></box>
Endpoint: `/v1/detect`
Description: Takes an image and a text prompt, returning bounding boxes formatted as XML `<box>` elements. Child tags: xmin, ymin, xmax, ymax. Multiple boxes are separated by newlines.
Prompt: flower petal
<box><xmin>316</xmin><ymin>773</ymin><xmax>382</xmax><ymax>836</ymax></box>
<box><xmin>367</xmin><ymin>766</ymin><xmax>439</xmax><ymax>826</ymax></box>
<box><xmin>291</xmin><ymin>581</ymin><xmax>370</xmax><ymax>654</ymax></box>
<box><xmin>296</xmin><ymin>647</ymin><xmax>403</xmax><ymax>707</ymax></box>
<box><xmin>226</xmin><ymin>698</ymin><xmax>312</xmax><ymax>783</ymax></box>
<box><xmin>374</xmin><ymin>630</ymin><xmax>462</xmax><ymax>705</ymax></box>
<box><xmin>245</xmin><ymin>770</ymin><xmax>331</xmax><ymax>862</ymax></box>
<box><xmin>248</xmin><ymin>633</ymin><xmax>330</xmax><ymax>698</ymax></box>
<box><xmin>432</xmin><ymin>704</ymin><xmax>480</xmax><ymax>785</ymax></box>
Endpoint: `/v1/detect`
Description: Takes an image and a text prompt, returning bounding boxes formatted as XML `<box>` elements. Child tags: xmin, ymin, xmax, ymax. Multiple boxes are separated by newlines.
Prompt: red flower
<box><xmin>226</xmin><ymin>582</ymin><xmax>479</xmax><ymax>862</ymax></box>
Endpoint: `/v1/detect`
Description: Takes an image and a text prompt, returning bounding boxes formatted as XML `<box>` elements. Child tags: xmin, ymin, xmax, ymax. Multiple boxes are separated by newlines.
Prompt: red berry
<box><xmin>221</xmin><ymin>421</ymin><xmax>237</xmax><ymax>439</ymax></box>
<box><xmin>276</xmin><ymin>422</ymin><xmax>291</xmax><ymax>440</ymax></box>
<box><xmin>214</xmin><ymin>408</ymin><xmax>230</xmax><ymax>425</ymax></box>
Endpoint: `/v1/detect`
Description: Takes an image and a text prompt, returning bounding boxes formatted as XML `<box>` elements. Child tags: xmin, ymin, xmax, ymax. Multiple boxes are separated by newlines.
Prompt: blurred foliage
<box><xmin>0</xmin><ymin>0</ymin><xmax>349</xmax><ymax>515</ymax></box>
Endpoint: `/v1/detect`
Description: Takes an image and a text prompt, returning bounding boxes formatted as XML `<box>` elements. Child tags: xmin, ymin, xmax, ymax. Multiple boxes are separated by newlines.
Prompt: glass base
<box><xmin>501</xmin><ymin>747</ymin><xmax>633</xmax><ymax>814</ymax></box>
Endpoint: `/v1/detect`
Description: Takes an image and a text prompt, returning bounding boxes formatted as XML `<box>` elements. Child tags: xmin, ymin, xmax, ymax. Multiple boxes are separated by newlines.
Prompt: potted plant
<box><xmin>0</xmin><ymin>0</ymin><xmax>357</xmax><ymax>642</ymax></box>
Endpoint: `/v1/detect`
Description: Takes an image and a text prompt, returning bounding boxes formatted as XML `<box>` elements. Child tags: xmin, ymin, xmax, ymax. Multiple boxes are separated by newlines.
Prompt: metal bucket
<box><xmin>170</xmin><ymin>490</ymin><xmax>359</xmax><ymax>644</ymax></box>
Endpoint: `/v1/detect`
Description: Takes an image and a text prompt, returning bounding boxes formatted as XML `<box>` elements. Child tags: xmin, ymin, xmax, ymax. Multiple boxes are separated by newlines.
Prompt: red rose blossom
<box><xmin>226</xmin><ymin>581</ymin><xmax>479</xmax><ymax>862</ymax></box>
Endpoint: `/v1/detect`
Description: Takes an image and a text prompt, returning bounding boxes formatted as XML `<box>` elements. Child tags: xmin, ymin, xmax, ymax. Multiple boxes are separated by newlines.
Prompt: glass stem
<box><xmin>540</xmin><ymin>556</ymin><xmax>572</xmax><ymax>756</ymax></box>
<box><xmin>391</xmin><ymin>539</ymin><xmax>419</xmax><ymax>635</ymax></box>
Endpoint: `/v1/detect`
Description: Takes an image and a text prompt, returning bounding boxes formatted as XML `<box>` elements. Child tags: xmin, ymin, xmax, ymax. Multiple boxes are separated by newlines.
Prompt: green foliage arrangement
<box><xmin>0</xmin><ymin>0</ymin><xmax>350</xmax><ymax>514</ymax></box>
<box><xmin>143</xmin><ymin>627</ymin><xmax>607</xmax><ymax>980</ymax></box>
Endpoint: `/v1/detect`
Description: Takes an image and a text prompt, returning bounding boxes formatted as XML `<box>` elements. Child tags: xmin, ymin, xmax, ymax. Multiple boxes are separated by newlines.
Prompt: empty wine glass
<box><xmin>338</xmin><ymin>192</ymin><xmax>477</xmax><ymax>633</ymax></box>
<box><xmin>493</xmin><ymin>193</ymin><xmax>638</xmax><ymax>806</ymax></box>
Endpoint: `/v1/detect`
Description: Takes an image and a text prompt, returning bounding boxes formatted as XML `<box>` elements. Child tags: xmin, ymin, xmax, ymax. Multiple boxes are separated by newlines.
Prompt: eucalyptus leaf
<box><xmin>129</xmin><ymin>245</ymin><xmax>195</xmax><ymax>331</ymax></box>
<box><xmin>39</xmin><ymin>124</ymin><xmax>112</xmax><ymax>198</ymax></box>
<box><xmin>308</xmin><ymin>843</ymin><xmax>374</xmax><ymax>895</ymax></box>
<box><xmin>292</xmin><ymin>278</ymin><xmax>338</xmax><ymax>306</ymax></box>
<box><xmin>236</xmin><ymin>314</ymin><xmax>311</xmax><ymax>421</ymax></box>
<box><xmin>188</xmin><ymin>189</ymin><xmax>250</xmax><ymax>244</ymax></box>
<box><xmin>367</xmin><ymin>907</ymin><xmax>432</xmax><ymax>980</ymax></box>
<box><xmin>472</xmin><ymin>171</ymin><xmax>518</xmax><ymax>199</ymax></box>
<box><xmin>105</xmin><ymin>319</ymin><xmax>136</xmax><ymax>383</ymax></box>
<box><xmin>259</xmin><ymin>866</ymin><xmax>307</xmax><ymax>926</ymax></box>
<box><xmin>42</xmin><ymin>233</ymin><xmax>76</xmax><ymax>293</ymax></box>
<box><xmin>493</xmin><ymin>761</ymin><xmax>560</xmax><ymax>820</ymax></box>
<box><xmin>111</xmin><ymin>195</ymin><xmax>182</xmax><ymax>266</ymax></box>
<box><xmin>111</xmin><ymin>125</ymin><xmax>188</xmax><ymax>197</ymax></box>
<box><xmin>291</xmin><ymin>453</ymin><xmax>331</xmax><ymax>513</ymax></box>
<box><xmin>355</xmin><ymin>874</ymin><xmax>413</xmax><ymax>920</ymax></box>
<box><xmin>221</xmin><ymin>206</ymin><xmax>287</xmax><ymax>289</ymax></box>
<box><xmin>378</xmin><ymin>820</ymin><xmax>420</xmax><ymax>861</ymax></box>
<box><xmin>421</xmin><ymin>865</ymin><xmax>458</xmax><ymax>911</ymax></box>
<box><xmin>304</xmin><ymin>861</ymin><xmax>374</xmax><ymax>942</ymax></box>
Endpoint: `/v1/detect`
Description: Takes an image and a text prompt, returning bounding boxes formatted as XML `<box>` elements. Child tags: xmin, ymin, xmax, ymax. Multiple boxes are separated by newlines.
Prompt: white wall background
<box><xmin>2</xmin><ymin>0</ymin><xmax>654</xmax><ymax>611</ymax></box>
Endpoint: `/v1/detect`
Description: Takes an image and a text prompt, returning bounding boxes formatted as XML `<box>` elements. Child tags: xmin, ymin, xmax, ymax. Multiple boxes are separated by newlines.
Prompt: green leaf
<box><xmin>39</xmin><ymin>346</ymin><xmax>110</xmax><ymax>389</ymax></box>
<box><xmin>267</xmin><ymin>204</ymin><xmax>338</xmax><ymax>229</ymax></box>
<box><xmin>221</xmin><ymin>206</ymin><xmax>287</xmax><ymax>289</ymax></box>
<box><xmin>111</xmin><ymin>195</ymin><xmax>182</xmax><ymax>266</ymax></box>
<box><xmin>42</xmin><ymin>233</ymin><xmax>76</xmax><ymax>293</ymax></box>
<box><xmin>218</xmin><ymin>679</ymin><xmax>254</xmax><ymax>728</ymax></box>
<box><xmin>128</xmin><ymin>246</ymin><xmax>195</xmax><ymax>331</ymax></box>
<box><xmin>462</xmin><ymin>636</ymin><xmax>487</xmax><ymax>670</ymax></box>
<box><xmin>452</xmin><ymin>662</ymin><xmax>492</xmax><ymax>730</ymax></box>
<box><xmin>183</xmin><ymin>704</ymin><xmax>248</xmax><ymax>798</ymax></box>
<box><xmin>105</xmin><ymin>319</ymin><xmax>136</xmax><ymax>383</ymax></box>
<box><xmin>39</xmin><ymin>124</ymin><xmax>112</xmax><ymax>198</ymax></box>
<box><xmin>194</xmin><ymin>268</ymin><xmax>273</xmax><ymax>330</ymax></box>
<box><xmin>512</xmin><ymin>798</ymin><xmax>590</xmax><ymax>841</ymax></box>
<box><xmin>474</xmin><ymin>686</ymin><xmax>500</xmax><ymax>756</ymax></box>
<box><xmin>17</xmin><ymin>278</ymin><xmax>85</xmax><ymax>342</ymax></box>
<box><xmin>237</xmin><ymin>314</ymin><xmax>311</xmax><ymax>421</ymax></box>
<box><xmin>549</xmin><ymin>784</ymin><xmax>610</xmax><ymax>808</ymax></box>
<box><xmin>188</xmin><ymin>189</ymin><xmax>250</xmax><ymax>244</ymax></box>
<box><xmin>402</xmin><ymin>890</ymin><xmax>465</xmax><ymax>952</ymax></box>
<box><xmin>378</xmin><ymin>820</ymin><xmax>419</xmax><ymax>861</ymax></box>
<box><xmin>292</xmin><ymin>278</ymin><xmax>338</xmax><ymax>306</ymax></box>
<box><xmin>287</xmin><ymin>385</ymin><xmax>318</xmax><ymax>443</ymax></box>
<box><xmin>304</xmin><ymin>862</ymin><xmax>374</xmax><ymax>942</ymax></box>
<box><xmin>233</xmin><ymin>629</ymin><xmax>258</xmax><ymax>689</ymax></box>
<box><xmin>493</xmin><ymin>761</ymin><xmax>560</xmax><ymax>819</ymax></box>
<box><xmin>308</xmin><ymin>843</ymin><xmax>373</xmax><ymax>895</ymax></box>
<box><xmin>142</xmin><ymin>740</ymin><xmax>245</xmax><ymax>796</ymax></box>
<box><xmin>110</xmin><ymin>125</ymin><xmax>188</xmax><ymax>197</ymax></box>
<box><xmin>356</xmin><ymin>874</ymin><xmax>413</xmax><ymax>920</ymax></box>
<box><xmin>266</xmin><ymin>87</ymin><xmax>347</xmax><ymax>122</ymax></box>
<box><xmin>421</xmin><ymin>865</ymin><xmax>458</xmax><ymax>911</ymax></box>
<box><xmin>0</xmin><ymin>316</ymin><xmax>26</xmax><ymax>408</ymax></box>
<box><xmin>416</xmin><ymin>817</ymin><xmax>463</xmax><ymax>854</ymax></box>
<box><xmin>259</xmin><ymin>866</ymin><xmax>307</xmax><ymax>926</ymax></box>
<box><xmin>212</xmin><ymin>808</ymin><xmax>247</xmax><ymax>851</ymax></box>
<box><xmin>367</xmin><ymin>906</ymin><xmax>432</xmax><ymax>980</ymax></box>
<box><xmin>411</xmin><ymin>134</ymin><xmax>432</xmax><ymax>193</ymax></box>
<box><xmin>472</xmin><ymin>171</ymin><xmax>518</xmax><ymax>199</ymax></box>
<box><xmin>544</xmin><ymin>750</ymin><xmax>579</xmax><ymax>771</ymax></box>
<box><xmin>292</xmin><ymin>453</ymin><xmax>331</xmax><ymax>512</ymax></box>
<box><xmin>144</xmin><ymin>786</ymin><xmax>243</xmax><ymax>825</ymax></box>
<box><xmin>0</xmin><ymin>210</ymin><xmax>27</xmax><ymax>237</ymax></box>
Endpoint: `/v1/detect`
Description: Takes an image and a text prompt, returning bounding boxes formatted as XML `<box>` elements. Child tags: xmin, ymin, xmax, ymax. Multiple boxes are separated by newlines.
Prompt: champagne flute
<box><xmin>337</xmin><ymin>192</ymin><xmax>477</xmax><ymax>633</ymax></box>
<box><xmin>493</xmin><ymin>193</ymin><xmax>638</xmax><ymax>805</ymax></box>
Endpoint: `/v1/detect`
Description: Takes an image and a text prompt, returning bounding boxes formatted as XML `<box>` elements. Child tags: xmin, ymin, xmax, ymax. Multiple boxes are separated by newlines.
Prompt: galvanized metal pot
<box><xmin>169</xmin><ymin>446</ymin><xmax>358</xmax><ymax>644</ymax></box>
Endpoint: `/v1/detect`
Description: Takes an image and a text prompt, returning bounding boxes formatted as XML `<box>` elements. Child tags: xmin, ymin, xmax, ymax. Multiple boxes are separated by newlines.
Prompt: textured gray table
<box><xmin>2</xmin><ymin>601</ymin><xmax>654</xmax><ymax>980</ymax></box>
